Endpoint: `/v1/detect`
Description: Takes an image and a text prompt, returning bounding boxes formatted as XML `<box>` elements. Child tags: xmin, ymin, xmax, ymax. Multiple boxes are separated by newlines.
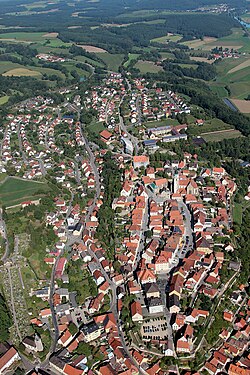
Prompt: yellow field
<box><xmin>182</xmin><ymin>37</ymin><xmax>217</xmax><ymax>48</ymax></box>
<box><xmin>231</xmin><ymin>99</ymin><xmax>250</xmax><ymax>113</ymax></box>
<box><xmin>3</xmin><ymin>68</ymin><xmax>41</xmax><ymax>77</ymax></box>
<box><xmin>190</xmin><ymin>56</ymin><xmax>214</xmax><ymax>64</ymax></box>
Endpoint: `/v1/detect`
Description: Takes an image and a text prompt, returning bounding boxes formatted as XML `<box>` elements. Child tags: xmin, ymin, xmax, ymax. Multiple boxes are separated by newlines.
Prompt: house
<box><xmin>131</xmin><ymin>301</ymin><xmax>143</xmax><ymax>322</ymax></box>
<box><xmin>81</xmin><ymin>322</ymin><xmax>102</xmax><ymax>343</ymax></box>
<box><xmin>133</xmin><ymin>155</ymin><xmax>149</xmax><ymax>169</ymax></box>
<box><xmin>58</xmin><ymin>329</ymin><xmax>73</xmax><ymax>347</ymax></box>
<box><xmin>138</xmin><ymin>269</ymin><xmax>156</xmax><ymax>285</ymax></box>
<box><xmin>144</xmin><ymin>283</ymin><xmax>160</xmax><ymax>299</ymax></box>
<box><xmin>100</xmin><ymin>130</ymin><xmax>113</xmax><ymax>144</ymax></box>
<box><xmin>0</xmin><ymin>347</ymin><xmax>21</xmax><ymax>374</ymax></box>
<box><xmin>223</xmin><ymin>311</ymin><xmax>234</xmax><ymax>322</ymax></box>
<box><xmin>22</xmin><ymin>335</ymin><xmax>43</xmax><ymax>352</ymax></box>
<box><xmin>148</xmin><ymin>297</ymin><xmax>164</xmax><ymax>314</ymax></box>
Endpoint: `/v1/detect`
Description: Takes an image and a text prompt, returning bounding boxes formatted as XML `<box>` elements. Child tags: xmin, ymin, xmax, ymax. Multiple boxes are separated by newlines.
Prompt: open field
<box><xmin>202</xmin><ymin>129</ymin><xmax>243</xmax><ymax>142</ymax></box>
<box><xmin>228</xmin><ymin>59</ymin><xmax>250</xmax><ymax>74</ymax></box>
<box><xmin>0</xmin><ymin>32</ymin><xmax>52</xmax><ymax>43</ymax></box>
<box><xmin>151</xmin><ymin>33</ymin><xmax>182</xmax><ymax>44</ymax></box>
<box><xmin>211</xmin><ymin>56</ymin><xmax>250</xmax><ymax>99</ymax></box>
<box><xmin>0</xmin><ymin>96</ymin><xmax>9</xmax><ymax>105</ymax></box>
<box><xmin>182</xmin><ymin>37</ymin><xmax>217</xmax><ymax>49</ymax></box>
<box><xmin>124</xmin><ymin>53</ymin><xmax>140</xmax><ymax>67</ymax></box>
<box><xmin>134</xmin><ymin>60</ymin><xmax>163</xmax><ymax>73</ymax></box>
<box><xmin>200</xmin><ymin>29</ymin><xmax>250</xmax><ymax>53</ymax></box>
<box><xmin>97</xmin><ymin>53</ymin><xmax>124</xmax><ymax>72</ymax></box>
<box><xmin>231</xmin><ymin>99</ymin><xmax>250</xmax><ymax>113</ymax></box>
<box><xmin>78</xmin><ymin>44</ymin><xmax>107</xmax><ymax>53</ymax></box>
<box><xmin>190</xmin><ymin>56</ymin><xmax>214</xmax><ymax>64</ymax></box>
<box><xmin>74</xmin><ymin>55</ymin><xmax>104</xmax><ymax>68</ymax></box>
<box><xmin>0</xmin><ymin>177</ymin><xmax>49</xmax><ymax>207</ymax></box>
<box><xmin>3</xmin><ymin>68</ymin><xmax>41</xmax><ymax>77</ymax></box>
<box><xmin>160</xmin><ymin>52</ymin><xmax>175</xmax><ymax>60</ymax></box>
<box><xmin>188</xmin><ymin>118</ymin><xmax>233</xmax><ymax>136</ymax></box>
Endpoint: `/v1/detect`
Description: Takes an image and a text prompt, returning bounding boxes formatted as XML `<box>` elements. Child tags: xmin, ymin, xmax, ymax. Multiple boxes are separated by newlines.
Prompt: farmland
<box><xmin>151</xmin><ymin>33</ymin><xmax>182</xmax><ymax>44</ymax></box>
<box><xmin>201</xmin><ymin>129</ymin><xmax>243</xmax><ymax>142</ymax></box>
<box><xmin>134</xmin><ymin>60</ymin><xmax>163</xmax><ymax>73</ymax></box>
<box><xmin>231</xmin><ymin>99</ymin><xmax>250</xmax><ymax>113</ymax></box>
<box><xmin>97</xmin><ymin>53</ymin><xmax>124</xmax><ymax>72</ymax></box>
<box><xmin>0</xmin><ymin>178</ymin><xmax>50</xmax><ymax>207</ymax></box>
<box><xmin>3</xmin><ymin>68</ymin><xmax>41</xmax><ymax>77</ymax></box>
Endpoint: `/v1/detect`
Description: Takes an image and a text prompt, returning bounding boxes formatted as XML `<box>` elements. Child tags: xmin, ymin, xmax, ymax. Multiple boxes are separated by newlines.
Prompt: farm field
<box><xmin>151</xmin><ymin>33</ymin><xmax>182</xmax><ymax>44</ymax></box>
<box><xmin>160</xmin><ymin>52</ymin><xmax>175</xmax><ymax>60</ymax></box>
<box><xmin>200</xmin><ymin>29</ymin><xmax>250</xmax><ymax>53</ymax></box>
<box><xmin>77</xmin><ymin>45</ymin><xmax>107</xmax><ymax>53</ymax></box>
<box><xmin>74</xmin><ymin>55</ymin><xmax>105</xmax><ymax>68</ymax></box>
<box><xmin>134</xmin><ymin>60</ymin><xmax>163</xmax><ymax>73</ymax></box>
<box><xmin>231</xmin><ymin>99</ymin><xmax>250</xmax><ymax>113</ymax></box>
<box><xmin>190</xmin><ymin>56</ymin><xmax>214</xmax><ymax>64</ymax></box>
<box><xmin>124</xmin><ymin>53</ymin><xmax>140</xmax><ymax>67</ymax></box>
<box><xmin>188</xmin><ymin>118</ymin><xmax>233</xmax><ymax>136</ymax></box>
<box><xmin>182</xmin><ymin>37</ymin><xmax>217</xmax><ymax>49</ymax></box>
<box><xmin>97</xmin><ymin>53</ymin><xmax>124</xmax><ymax>72</ymax></box>
<box><xmin>3</xmin><ymin>68</ymin><xmax>41</xmax><ymax>77</ymax></box>
<box><xmin>0</xmin><ymin>177</ymin><xmax>50</xmax><ymax>207</ymax></box>
<box><xmin>0</xmin><ymin>32</ymin><xmax>56</xmax><ymax>43</ymax></box>
<box><xmin>212</xmin><ymin>57</ymin><xmax>250</xmax><ymax>99</ymax></box>
<box><xmin>202</xmin><ymin>129</ymin><xmax>243</xmax><ymax>142</ymax></box>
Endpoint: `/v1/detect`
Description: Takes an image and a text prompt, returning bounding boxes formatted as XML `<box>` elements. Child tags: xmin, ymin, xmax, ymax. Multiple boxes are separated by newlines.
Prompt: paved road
<box><xmin>119</xmin><ymin>111</ymin><xmax>139</xmax><ymax>155</ymax></box>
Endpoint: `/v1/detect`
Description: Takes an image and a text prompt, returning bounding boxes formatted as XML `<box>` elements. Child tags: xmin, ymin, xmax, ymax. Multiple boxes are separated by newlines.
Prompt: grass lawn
<box><xmin>144</xmin><ymin>118</ymin><xmax>180</xmax><ymax>128</ymax></box>
<box><xmin>0</xmin><ymin>177</ymin><xmax>50</xmax><ymax>207</ymax></box>
<box><xmin>87</xmin><ymin>121</ymin><xmax>105</xmax><ymax>135</ymax></box>
<box><xmin>233</xmin><ymin>203</ymin><xmax>243</xmax><ymax>225</ymax></box>
<box><xmin>96</xmin><ymin>53</ymin><xmax>124</xmax><ymax>72</ymax></box>
<box><xmin>0</xmin><ymin>96</ymin><xmax>9</xmax><ymax>105</ymax></box>
<box><xmin>134</xmin><ymin>60</ymin><xmax>163</xmax><ymax>73</ymax></box>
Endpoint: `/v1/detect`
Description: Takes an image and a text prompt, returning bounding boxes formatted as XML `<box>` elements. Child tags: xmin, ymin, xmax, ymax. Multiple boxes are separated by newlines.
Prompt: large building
<box><xmin>0</xmin><ymin>347</ymin><xmax>20</xmax><ymax>374</ymax></box>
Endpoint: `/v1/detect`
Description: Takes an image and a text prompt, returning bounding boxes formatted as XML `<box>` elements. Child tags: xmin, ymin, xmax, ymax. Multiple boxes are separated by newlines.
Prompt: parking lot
<box><xmin>141</xmin><ymin>318</ymin><xmax>168</xmax><ymax>341</ymax></box>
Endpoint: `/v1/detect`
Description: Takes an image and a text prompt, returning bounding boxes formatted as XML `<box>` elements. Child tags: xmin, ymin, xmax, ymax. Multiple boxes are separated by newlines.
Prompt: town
<box><xmin>0</xmin><ymin>70</ymin><xmax>249</xmax><ymax>375</ymax></box>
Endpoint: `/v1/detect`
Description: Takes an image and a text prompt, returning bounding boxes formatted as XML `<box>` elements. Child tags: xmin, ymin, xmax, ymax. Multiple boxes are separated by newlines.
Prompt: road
<box><xmin>0</xmin><ymin>209</ymin><xmax>10</xmax><ymax>261</ymax></box>
<box><xmin>119</xmin><ymin>110</ymin><xmax>139</xmax><ymax>155</ymax></box>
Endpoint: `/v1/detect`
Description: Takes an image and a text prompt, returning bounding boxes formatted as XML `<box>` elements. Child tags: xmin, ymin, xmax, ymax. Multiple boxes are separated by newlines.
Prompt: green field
<box><xmin>151</xmin><ymin>34</ymin><xmax>182</xmax><ymax>44</ymax></box>
<box><xmin>96</xmin><ymin>53</ymin><xmax>124</xmax><ymax>72</ymax></box>
<box><xmin>0</xmin><ymin>96</ymin><xmax>9</xmax><ymax>105</ymax></box>
<box><xmin>74</xmin><ymin>55</ymin><xmax>104</xmax><ymax>68</ymax></box>
<box><xmin>87</xmin><ymin>121</ymin><xmax>105</xmax><ymax>135</ymax></box>
<box><xmin>0</xmin><ymin>32</ymin><xmax>51</xmax><ymax>43</ymax></box>
<box><xmin>211</xmin><ymin>56</ymin><xmax>250</xmax><ymax>99</ymax></box>
<box><xmin>201</xmin><ymin>29</ymin><xmax>250</xmax><ymax>53</ymax></box>
<box><xmin>202</xmin><ymin>129</ymin><xmax>243</xmax><ymax>142</ymax></box>
<box><xmin>124</xmin><ymin>53</ymin><xmax>139</xmax><ymax>67</ymax></box>
<box><xmin>144</xmin><ymin>118</ymin><xmax>180</xmax><ymax>128</ymax></box>
<box><xmin>0</xmin><ymin>178</ymin><xmax>50</xmax><ymax>207</ymax></box>
<box><xmin>134</xmin><ymin>60</ymin><xmax>163</xmax><ymax>73</ymax></box>
<box><xmin>160</xmin><ymin>52</ymin><xmax>175</xmax><ymax>60</ymax></box>
<box><xmin>188</xmin><ymin>118</ymin><xmax>233</xmax><ymax>136</ymax></box>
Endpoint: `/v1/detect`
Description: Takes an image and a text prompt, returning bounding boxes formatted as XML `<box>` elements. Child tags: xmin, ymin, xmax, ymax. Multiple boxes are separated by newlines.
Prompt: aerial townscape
<box><xmin>0</xmin><ymin>1</ymin><xmax>249</xmax><ymax>375</ymax></box>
